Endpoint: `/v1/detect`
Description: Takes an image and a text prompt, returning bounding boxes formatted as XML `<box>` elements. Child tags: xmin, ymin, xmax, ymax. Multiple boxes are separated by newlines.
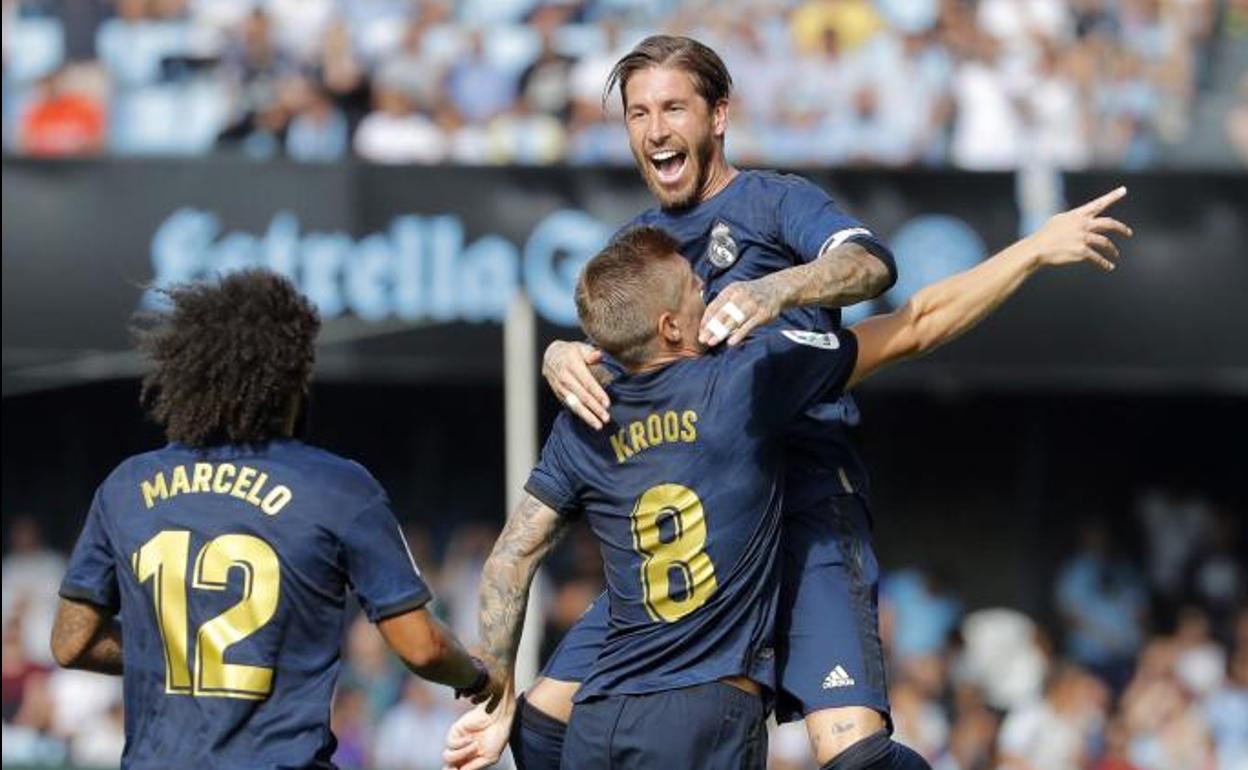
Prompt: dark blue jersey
<box><xmin>59</xmin><ymin>440</ymin><xmax>432</xmax><ymax>770</ymax></box>
<box><xmin>627</xmin><ymin>170</ymin><xmax>894</xmax><ymax>509</ymax></box>
<box><xmin>526</xmin><ymin>327</ymin><xmax>858</xmax><ymax>702</ymax></box>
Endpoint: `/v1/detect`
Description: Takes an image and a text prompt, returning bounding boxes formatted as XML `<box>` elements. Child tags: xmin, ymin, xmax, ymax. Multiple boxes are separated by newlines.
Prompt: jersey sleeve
<box><xmin>340</xmin><ymin>494</ymin><xmax>433</xmax><ymax>622</ymax></box>
<box><xmin>524</xmin><ymin>414</ymin><xmax>583</xmax><ymax>518</ymax></box>
<box><xmin>59</xmin><ymin>489</ymin><xmax>120</xmax><ymax>610</ymax></box>
<box><xmin>776</xmin><ymin>175</ymin><xmax>896</xmax><ymax>286</ymax></box>
<box><xmin>740</xmin><ymin>327</ymin><xmax>860</xmax><ymax>431</ymax></box>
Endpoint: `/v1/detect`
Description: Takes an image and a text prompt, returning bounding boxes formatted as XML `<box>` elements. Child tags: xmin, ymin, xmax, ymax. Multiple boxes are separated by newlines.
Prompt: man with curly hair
<box><xmin>49</xmin><ymin>270</ymin><xmax>499</xmax><ymax>770</ymax></box>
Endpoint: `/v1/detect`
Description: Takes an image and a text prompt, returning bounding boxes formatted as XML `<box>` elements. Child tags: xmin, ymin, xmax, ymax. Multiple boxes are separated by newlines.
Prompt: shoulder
<box><xmin>284</xmin><ymin>442</ymin><xmax>386</xmax><ymax>500</ymax></box>
<box><xmin>617</xmin><ymin>207</ymin><xmax>663</xmax><ymax>235</ymax></box>
<box><xmin>742</xmin><ymin>170</ymin><xmax>825</xmax><ymax>198</ymax></box>
<box><xmin>103</xmin><ymin>446</ymin><xmax>178</xmax><ymax>491</ymax></box>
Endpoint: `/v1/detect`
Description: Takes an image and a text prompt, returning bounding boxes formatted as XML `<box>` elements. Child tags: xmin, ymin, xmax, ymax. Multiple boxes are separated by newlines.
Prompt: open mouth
<box><xmin>649</xmin><ymin>149</ymin><xmax>687</xmax><ymax>186</ymax></box>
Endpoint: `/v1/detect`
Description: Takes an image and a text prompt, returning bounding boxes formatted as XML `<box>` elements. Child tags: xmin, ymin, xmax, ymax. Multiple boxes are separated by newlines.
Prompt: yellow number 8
<box><xmin>631</xmin><ymin>483</ymin><xmax>718</xmax><ymax>623</ymax></box>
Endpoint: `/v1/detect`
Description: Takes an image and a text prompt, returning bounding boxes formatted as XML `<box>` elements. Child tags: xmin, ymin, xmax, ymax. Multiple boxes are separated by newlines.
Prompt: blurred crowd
<box><xmin>3</xmin><ymin>0</ymin><xmax>1248</xmax><ymax>168</ymax></box>
<box><xmin>3</xmin><ymin>486</ymin><xmax>1245</xmax><ymax>770</ymax></box>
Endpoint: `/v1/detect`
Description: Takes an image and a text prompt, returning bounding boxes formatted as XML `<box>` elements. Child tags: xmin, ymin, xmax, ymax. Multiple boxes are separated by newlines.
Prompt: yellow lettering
<box><xmin>245</xmin><ymin>472</ymin><xmax>268</xmax><ymax>506</ymax></box>
<box><xmin>663</xmin><ymin>411</ymin><xmax>680</xmax><ymax>442</ymax></box>
<box><xmin>609</xmin><ymin>432</ymin><xmax>634</xmax><ymax>463</ymax></box>
<box><xmin>260</xmin><ymin>486</ymin><xmax>292</xmax><ymax>516</ymax></box>
<box><xmin>231</xmin><ymin>466</ymin><xmax>257</xmax><ymax>500</ymax></box>
<box><xmin>646</xmin><ymin>414</ymin><xmax>663</xmax><ymax>445</ymax></box>
<box><xmin>629</xmin><ymin>421</ymin><xmax>649</xmax><ymax>451</ymax></box>
<box><xmin>191</xmin><ymin>463</ymin><xmax>213</xmax><ymax>494</ymax></box>
<box><xmin>141</xmin><ymin>473</ymin><xmax>169</xmax><ymax>509</ymax></box>
<box><xmin>680</xmin><ymin>411</ymin><xmax>698</xmax><ymax>442</ymax></box>
<box><xmin>213</xmin><ymin>464</ymin><xmax>236</xmax><ymax>494</ymax></box>
<box><xmin>170</xmin><ymin>465</ymin><xmax>191</xmax><ymax>496</ymax></box>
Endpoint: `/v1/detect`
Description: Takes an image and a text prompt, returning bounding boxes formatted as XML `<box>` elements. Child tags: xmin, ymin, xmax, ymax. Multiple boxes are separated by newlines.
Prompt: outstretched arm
<box><xmin>50</xmin><ymin>598</ymin><xmax>123</xmax><ymax>675</ymax></box>
<box><xmin>847</xmin><ymin>187</ymin><xmax>1133</xmax><ymax>388</ymax></box>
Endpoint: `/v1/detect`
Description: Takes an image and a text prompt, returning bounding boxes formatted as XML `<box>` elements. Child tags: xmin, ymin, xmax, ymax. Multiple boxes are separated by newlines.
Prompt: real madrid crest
<box><xmin>706</xmin><ymin>221</ymin><xmax>738</xmax><ymax>270</ymax></box>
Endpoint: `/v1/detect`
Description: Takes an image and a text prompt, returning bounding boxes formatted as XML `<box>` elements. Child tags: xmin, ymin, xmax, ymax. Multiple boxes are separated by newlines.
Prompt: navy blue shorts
<box><xmin>773</xmin><ymin>494</ymin><xmax>888</xmax><ymax>723</ymax></box>
<box><xmin>562</xmin><ymin>682</ymin><xmax>767</xmax><ymax>770</ymax></box>
<box><xmin>541</xmin><ymin>494</ymin><xmax>889</xmax><ymax>725</ymax></box>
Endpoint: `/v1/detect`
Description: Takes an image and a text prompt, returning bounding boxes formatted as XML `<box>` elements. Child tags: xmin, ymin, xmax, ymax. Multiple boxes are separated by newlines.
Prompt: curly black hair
<box><xmin>134</xmin><ymin>269</ymin><xmax>320</xmax><ymax>447</ymax></box>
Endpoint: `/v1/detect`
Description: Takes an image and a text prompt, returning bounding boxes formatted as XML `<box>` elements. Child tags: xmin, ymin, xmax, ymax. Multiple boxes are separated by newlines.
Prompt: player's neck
<box><xmin>631</xmin><ymin>346</ymin><xmax>701</xmax><ymax>374</ymax></box>
<box><xmin>696</xmin><ymin>158</ymin><xmax>737</xmax><ymax>205</ymax></box>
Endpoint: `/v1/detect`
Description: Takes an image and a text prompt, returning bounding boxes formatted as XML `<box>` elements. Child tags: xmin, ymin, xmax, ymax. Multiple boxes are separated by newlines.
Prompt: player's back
<box><xmin>526</xmin><ymin>327</ymin><xmax>859</xmax><ymax>702</ymax></box>
<box><xmin>60</xmin><ymin>440</ymin><xmax>429</xmax><ymax>770</ymax></box>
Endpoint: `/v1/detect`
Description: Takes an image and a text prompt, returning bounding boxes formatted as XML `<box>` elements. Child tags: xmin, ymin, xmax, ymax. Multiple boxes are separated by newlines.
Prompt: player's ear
<box><xmin>656</xmin><ymin>311</ymin><xmax>682</xmax><ymax>347</ymax></box>
<box><xmin>711</xmin><ymin>98</ymin><xmax>728</xmax><ymax>138</ymax></box>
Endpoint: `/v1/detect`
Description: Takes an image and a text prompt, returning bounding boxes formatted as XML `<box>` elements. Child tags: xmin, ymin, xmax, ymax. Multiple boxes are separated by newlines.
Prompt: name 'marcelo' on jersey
<box><xmin>628</xmin><ymin>170</ymin><xmax>895</xmax><ymax>509</ymax></box>
<box><xmin>59</xmin><ymin>440</ymin><xmax>431</xmax><ymax>770</ymax></box>
<box><xmin>525</xmin><ymin>327</ymin><xmax>859</xmax><ymax>702</ymax></box>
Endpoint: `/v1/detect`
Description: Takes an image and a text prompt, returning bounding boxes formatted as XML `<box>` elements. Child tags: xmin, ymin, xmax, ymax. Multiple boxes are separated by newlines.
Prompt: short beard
<box><xmin>640</xmin><ymin>134</ymin><xmax>716</xmax><ymax>211</ymax></box>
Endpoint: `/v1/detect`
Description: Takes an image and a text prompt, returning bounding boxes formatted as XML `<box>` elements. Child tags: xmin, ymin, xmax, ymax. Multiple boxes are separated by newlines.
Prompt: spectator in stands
<box><xmin>1204</xmin><ymin>617</ymin><xmax>1248</xmax><ymax>770</ymax></box>
<box><xmin>933</xmin><ymin>685</ymin><xmax>1000</xmax><ymax>770</ymax></box>
<box><xmin>18</xmin><ymin>67</ymin><xmax>107</xmax><ymax>157</ymax></box>
<box><xmin>445</xmin><ymin>28</ymin><xmax>516</xmax><ymax>125</ymax></box>
<box><xmin>1</xmin><ymin>665</ymin><xmax>65</xmax><ymax>767</ymax></box>
<box><xmin>1023</xmin><ymin>39</ymin><xmax>1092</xmax><ymax>168</ymax></box>
<box><xmin>1</xmin><ymin>614</ymin><xmax>45</xmax><ymax>723</ymax></box>
<box><xmin>1055</xmin><ymin>521</ymin><xmax>1149</xmax><ymax>693</ymax></box>
<box><xmin>890</xmin><ymin>673</ymin><xmax>950</xmax><ymax>763</ymax></box>
<box><xmin>373</xmin><ymin>679</ymin><xmax>460</xmax><ymax>770</ymax></box>
<box><xmin>1135</xmin><ymin>486</ymin><xmax>1214</xmax><ymax>610</ymax></box>
<box><xmin>791</xmin><ymin>0</ymin><xmax>883</xmax><ymax>55</ymax></box>
<box><xmin>374</xmin><ymin>17</ymin><xmax>447</xmax><ymax>124</ymax></box>
<box><xmin>997</xmin><ymin>664</ymin><xmax>1109</xmax><ymax>770</ymax></box>
<box><xmin>286</xmin><ymin>78</ymin><xmax>348</xmax><ymax>162</ymax></box>
<box><xmin>222</xmin><ymin>7</ymin><xmax>293</xmax><ymax>121</ymax></box>
<box><xmin>315</xmin><ymin>18</ymin><xmax>371</xmax><ymax>131</ymax></box>
<box><xmin>883</xmin><ymin>566</ymin><xmax>963</xmax><ymax>665</ymax></box>
<box><xmin>353</xmin><ymin>72</ymin><xmax>446</xmax><ymax>164</ymax></box>
<box><xmin>515</xmin><ymin>22</ymin><xmax>576</xmax><ymax>123</ymax></box>
<box><xmin>1</xmin><ymin>516</ymin><xmax>66</xmax><ymax>666</ymax></box>
<box><xmin>949</xmin><ymin>33</ymin><xmax>1024</xmax><ymax>169</ymax></box>
<box><xmin>1119</xmin><ymin>636</ymin><xmax>1217</xmax><ymax>769</ymax></box>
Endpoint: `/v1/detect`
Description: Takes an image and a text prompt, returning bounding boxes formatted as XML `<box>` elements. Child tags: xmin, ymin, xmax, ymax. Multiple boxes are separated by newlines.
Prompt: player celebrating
<box><xmin>529</xmin><ymin>35</ymin><xmax>905</xmax><ymax>770</ymax></box>
<box><xmin>446</xmin><ymin>189</ymin><xmax>1131</xmax><ymax>770</ymax></box>
<box><xmin>50</xmin><ymin>271</ymin><xmax>498</xmax><ymax>770</ymax></box>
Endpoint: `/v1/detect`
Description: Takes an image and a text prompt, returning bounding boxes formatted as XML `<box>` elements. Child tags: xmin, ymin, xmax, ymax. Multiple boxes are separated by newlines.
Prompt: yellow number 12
<box><xmin>133</xmin><ymin>530</ymin><xmax>280</xmax><ymax>700</ymax></box>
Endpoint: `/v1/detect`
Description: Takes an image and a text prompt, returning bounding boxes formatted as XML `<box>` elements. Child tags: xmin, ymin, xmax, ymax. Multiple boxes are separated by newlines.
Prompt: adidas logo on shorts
<box><xmin>822</xmin><ymin>665</ymin><xmax>856</xmax><ymax>690</ymax></box>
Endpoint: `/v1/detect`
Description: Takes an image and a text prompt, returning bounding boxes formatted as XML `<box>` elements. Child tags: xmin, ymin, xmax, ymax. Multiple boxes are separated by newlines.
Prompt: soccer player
<box><xmin>49</xmin><ymin>271</ymin><xmax>498</xmax><ymax>769</ymax></box>
<box><xmin>445</xmin><ymin>189</ymin><xmax>1131</xmax><ymax>770</ymax></box>
<box><xmin>528</xmin><ymin>35</ymin><xmax>905</xmax><ymax>769</ymax></box>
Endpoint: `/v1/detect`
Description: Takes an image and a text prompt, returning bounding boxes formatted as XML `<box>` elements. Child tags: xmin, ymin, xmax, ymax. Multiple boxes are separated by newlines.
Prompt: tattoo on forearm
<box><xmin>478</xmin><ymin>494</ymin><xmax>567</xmax><ymax>672</ymax></box>
<box><xmin>770</xmin><ymin>241</ymin><xmax>891</xmax><ymax>309</ymax></box>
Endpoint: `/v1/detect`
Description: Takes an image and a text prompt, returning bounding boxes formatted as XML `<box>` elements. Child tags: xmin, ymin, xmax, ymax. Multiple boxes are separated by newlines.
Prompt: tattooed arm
<box><xmin>760</xmin><ymin>240</ymin><xmax>893</xmax><ymax>309</ymax></box>
<box><xmin>700</xmin><ymin>241</ymin><xmax>894</xmax><ymax>346</ymax></box>
<box><xmin>50</xmin><ymin>598</ymin><xmax>123</xmax><ymax>675</ymax></box>
<box><xmin>478</xmin><ymin>491</ymin><xmax>570</xmax><ymax>707</ymax></box>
